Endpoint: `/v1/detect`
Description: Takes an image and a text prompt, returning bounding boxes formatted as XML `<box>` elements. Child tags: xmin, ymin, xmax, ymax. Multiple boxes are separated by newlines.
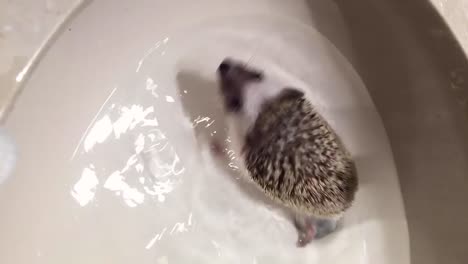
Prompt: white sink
<box><xmin>8</xmin><ymin>0</ymin><xmax>460</xmax><ymax>263</ymax></box>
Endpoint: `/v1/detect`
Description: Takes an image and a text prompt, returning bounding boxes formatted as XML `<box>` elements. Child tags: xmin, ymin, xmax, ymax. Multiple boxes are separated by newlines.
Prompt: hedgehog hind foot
<box><xmin>296</xmin><ymin>225</ymin><xmax>316</xmax><ymax>247</ymax></box>
<box><xmin>294</xmin><ymin>215</ymin><xmax>339</xmax><ymax>247</ymax></box>
<box><xmin>294</xmin><ymin>215</ymin><xmax>315</xmax><ymax>247</ymax></box>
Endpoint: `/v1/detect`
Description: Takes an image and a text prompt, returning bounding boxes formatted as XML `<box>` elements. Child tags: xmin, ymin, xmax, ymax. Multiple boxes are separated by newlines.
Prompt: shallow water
<box><xmin>67</xmin><ymin>17</ymin><xmax>399</xmax><ymax>262</ymax></box>
<box><xmin>0</xmin><ymin>5</ymin><xmax>408</xmax><ymax>264</ymax></box>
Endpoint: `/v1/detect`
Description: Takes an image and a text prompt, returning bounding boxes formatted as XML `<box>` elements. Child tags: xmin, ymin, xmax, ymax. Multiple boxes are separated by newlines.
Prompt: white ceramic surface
<box><xmin>430</xmin><ymin>0</ymin><xmax>468</xmax><ymax>56</ymax></box>
<box><xmin>0</xmin><ymin>0</ymin><xmax>409</xmax><ymax>263</ymax></box>
<box><xmin>0</xmin><ymin>0</ymin><xmax>82</xmax><ymax>117</ymax></box>
<box><xmin>2</xmin><ymin>0</ymin><xmax>467</xmax><ymax>118</ymax></box>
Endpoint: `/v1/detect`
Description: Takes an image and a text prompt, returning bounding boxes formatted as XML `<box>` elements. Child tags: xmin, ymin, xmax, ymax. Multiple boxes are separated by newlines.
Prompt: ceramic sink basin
<box><xmin>1</xmin><ymin>0</ymin><xmax>467</xmax><ymax>263</ymax></box>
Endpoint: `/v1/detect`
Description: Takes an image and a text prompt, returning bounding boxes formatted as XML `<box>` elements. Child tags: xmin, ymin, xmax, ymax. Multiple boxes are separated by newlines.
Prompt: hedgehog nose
<box><xmin>218</xmin><ymin>58</ymin><xmax>233</xmax><ymax>76</ymax></box>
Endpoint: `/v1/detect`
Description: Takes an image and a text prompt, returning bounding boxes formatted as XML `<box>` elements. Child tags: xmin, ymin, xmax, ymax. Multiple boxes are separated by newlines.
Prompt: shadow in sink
<box><xmin>334</xmin><ymin>0</ymin><xmax>468</xmax><ymax>263</ymax></box>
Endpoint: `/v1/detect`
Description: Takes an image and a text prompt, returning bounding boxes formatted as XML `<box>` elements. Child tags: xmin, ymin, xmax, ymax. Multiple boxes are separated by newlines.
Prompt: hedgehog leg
<box><xmin>294</xmin><ymin>215</ymin><xmax>316</xmax><ymax>247</ymax></box>
<box><xmin>296</xmin><ymin>226</ymin><xmax>316</xmax><ymax>247</ymax></box>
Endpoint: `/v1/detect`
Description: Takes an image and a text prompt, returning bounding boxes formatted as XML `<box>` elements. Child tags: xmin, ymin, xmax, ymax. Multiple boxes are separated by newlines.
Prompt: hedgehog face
<box><xmin>217</xmin><ymin>58</ymin><xmax>263</xmax><ymax>113</ymax></box>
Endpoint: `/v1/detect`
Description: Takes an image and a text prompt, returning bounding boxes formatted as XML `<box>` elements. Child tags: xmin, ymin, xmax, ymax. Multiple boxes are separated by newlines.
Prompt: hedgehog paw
<box><xmin>210</xmin><ymin>139</ymin><xmax>225</xmax><ymax>157</ymax></box>
<box><xmin>296</xmin><ymin>225</ymin><xmax>316</xmax><ymax>247</ymax></box>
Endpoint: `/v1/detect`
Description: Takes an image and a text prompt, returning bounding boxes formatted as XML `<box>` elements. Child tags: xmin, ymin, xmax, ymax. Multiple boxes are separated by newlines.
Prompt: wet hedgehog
<box><xmin>214</xmin><ymin>58</ymin><xmax>358</xmax><ymax>247</ymax></box>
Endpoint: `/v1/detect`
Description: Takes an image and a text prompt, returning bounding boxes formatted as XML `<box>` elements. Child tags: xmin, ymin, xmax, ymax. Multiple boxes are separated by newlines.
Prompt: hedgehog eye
<box><xmin>249</xmin><ymin>71</ymin><xmax>263</xmax><ymax>81</ymax></box>
<box><xmin>227</xmin><ymin>97</ymin><xmax>242</xmax><ymax>112</ymax></box>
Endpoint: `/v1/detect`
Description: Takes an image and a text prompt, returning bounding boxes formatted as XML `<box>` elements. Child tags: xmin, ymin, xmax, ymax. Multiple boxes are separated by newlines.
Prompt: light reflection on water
<box><xmin>71</xmin><ymin>165</ymin><xmax>98</xmax><ymax>206</ymax></box>
<box><xmin>70</xmin><ymin>83</ymin><xmax>185</xmax><ymax>208</ymax></box>
<box><xmin>145</xmin><ymin>212</ymin><xmax>193</xmax><ymax>250</ymax></box>
<box><xmin>68</xmin><ymin>34</ymin><xmax>205</xmax><ymax>257</ymax></box>
<box><xmin>71</xmin><ymin>37</ymin><xmax>175</xmax><ymax>204</ymax></box>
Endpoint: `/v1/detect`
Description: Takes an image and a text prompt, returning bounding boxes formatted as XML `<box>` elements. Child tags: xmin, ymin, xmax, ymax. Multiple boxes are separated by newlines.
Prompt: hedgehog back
<box><xmin>243</xmin><ymin>88</ymin><xmax>358</xmax><ymax>217</ymax></box>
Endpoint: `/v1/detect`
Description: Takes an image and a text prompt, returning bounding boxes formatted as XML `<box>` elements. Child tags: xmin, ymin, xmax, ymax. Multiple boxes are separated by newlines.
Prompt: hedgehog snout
<box><xmin>217</xmin><ymin>58</ymin><xmax>235</xmax><ymax>77</ymax></box>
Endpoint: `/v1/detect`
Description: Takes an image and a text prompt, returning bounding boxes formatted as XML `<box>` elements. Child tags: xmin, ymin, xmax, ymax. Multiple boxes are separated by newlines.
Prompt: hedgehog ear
<box><xmin>281</xmin><ymin>88</ymin><xmax>305</xmax><ymax>100</ymax></box>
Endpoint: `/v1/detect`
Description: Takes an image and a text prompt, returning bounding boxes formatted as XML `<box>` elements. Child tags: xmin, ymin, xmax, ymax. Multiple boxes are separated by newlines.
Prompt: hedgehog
<box><xmin>213</xmin><ymin>58</ymin><xmax>358</xmax><ymax>247</ymax></box>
